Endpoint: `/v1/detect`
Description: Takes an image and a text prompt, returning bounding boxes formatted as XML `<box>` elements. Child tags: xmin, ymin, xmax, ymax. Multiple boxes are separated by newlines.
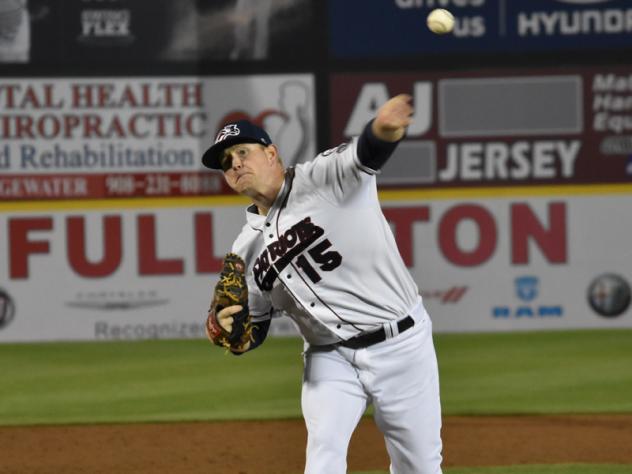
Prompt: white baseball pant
<box><xmin>301</xmin><ymin>306</ymin><xmax>443</xmax><ymax>474</ymax></box>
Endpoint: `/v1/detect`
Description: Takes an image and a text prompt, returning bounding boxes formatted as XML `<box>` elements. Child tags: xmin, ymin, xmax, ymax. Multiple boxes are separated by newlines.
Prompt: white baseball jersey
<box><xmin>232</xmin><ymin>138</ymin><xmax>421</xmax><ymax>345</ymax></box>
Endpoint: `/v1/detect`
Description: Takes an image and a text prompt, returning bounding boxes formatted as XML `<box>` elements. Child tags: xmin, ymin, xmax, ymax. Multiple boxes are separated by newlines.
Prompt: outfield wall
<box><xmin>1</xmin><ymin>187</ymin><xmax>631</xmax><ymax>342</ymax></box>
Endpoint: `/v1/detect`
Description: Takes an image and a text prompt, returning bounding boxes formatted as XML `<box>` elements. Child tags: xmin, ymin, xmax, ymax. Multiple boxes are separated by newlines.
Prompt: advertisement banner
<box><xmin>328</xmin><ymin>0</ymin><xmax>632</xmax><ymax>58</ymax></box>
<box><xmin>0</xmin><ymin>0</ymin><xmax>316</xmax><ymax>66</ymax></box>
<box><xmin>330</xmin><ymin>66</ymin><xmax>632</xmax><ymax>188</ymax></box>
<box><xmin>1</xmin><ymin>189</ymin><xmax>631</xmax><ymax>342</ymax></box>
<box><xmin>0</xmin><ymin>74</ymin><xmax>316</xmax><ymax>200</ymax></box>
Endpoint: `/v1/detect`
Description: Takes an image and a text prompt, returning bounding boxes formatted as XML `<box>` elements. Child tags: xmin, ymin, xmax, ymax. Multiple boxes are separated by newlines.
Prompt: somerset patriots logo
<box><xmin>215</xmin><ymin>124</ymin><xmax>241</xmax><ymax>144</ymax></box>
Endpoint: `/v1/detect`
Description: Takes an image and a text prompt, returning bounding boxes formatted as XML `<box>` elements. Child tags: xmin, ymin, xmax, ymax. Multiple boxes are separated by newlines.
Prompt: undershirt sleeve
<box><xmin>356</xmin><ymin>119</ymin><xmax>401</xmax><ymax>171</ymax></box>
<box><xmin>230</xmin><ymin>318</ymin><xmax>271</xmax><ymax>355</ymax></box>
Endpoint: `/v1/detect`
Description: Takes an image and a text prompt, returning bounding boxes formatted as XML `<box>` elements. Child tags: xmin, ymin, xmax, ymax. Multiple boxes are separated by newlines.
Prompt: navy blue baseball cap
<box><xmin>201</xmin><ymin>120</ymin><xmax>273</xmax><ymax>170</ymax></box>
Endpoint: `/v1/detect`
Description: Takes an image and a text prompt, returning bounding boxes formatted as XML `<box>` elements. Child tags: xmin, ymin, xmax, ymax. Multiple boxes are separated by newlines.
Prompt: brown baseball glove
<box><xmin>205</xmin><ymin>253</ymin><xmax>253</xmax><ymax>352</ymax></box>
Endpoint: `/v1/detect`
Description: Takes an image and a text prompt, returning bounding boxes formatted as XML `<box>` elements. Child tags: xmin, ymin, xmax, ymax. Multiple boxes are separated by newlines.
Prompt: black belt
<box><xmin>338</xmin><ymin>316</ymin><xmax>414</xmax><ymax>350</ymax></box>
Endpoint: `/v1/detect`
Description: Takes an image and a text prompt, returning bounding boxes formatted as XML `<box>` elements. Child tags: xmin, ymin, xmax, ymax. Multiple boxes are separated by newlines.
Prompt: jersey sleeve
<box><xmin>227</xmin><ymin>234</ymin><xmax>273</xmax><ymax>356</ymax></box>
<box><xmin>298</xmin><ymin>118</ymin><xmax>405</xmax><ymax>203</ymax></box>
<box><xmin>248</xmin><ymin>281</ymin><xmax>272</xmax><ymax>320</ymax></box>
<box><xmin>298</xmin><ymin>135</ymin><xmax>378</xmax><ymax>204</ymax></box>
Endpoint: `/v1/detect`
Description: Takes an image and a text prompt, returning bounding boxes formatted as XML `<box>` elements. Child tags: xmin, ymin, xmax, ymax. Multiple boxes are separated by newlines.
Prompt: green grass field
<box><xmin>1</xmin><ymin>329</ymin><xmax>631</xmax><ymax>473</ymax></box>
<box><xmin>2</xmin><ymin>328</ymin><xmax>631</xmax><ymax>425</ymax></box>
<box><xmin>437</xmin><ymin>329</ymin><xmax>632</xmax><ymax>415</ymax></box>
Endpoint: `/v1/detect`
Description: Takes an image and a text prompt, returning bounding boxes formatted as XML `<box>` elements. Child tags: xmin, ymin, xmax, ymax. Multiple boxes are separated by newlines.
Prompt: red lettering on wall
<box><xmin>9</xmin><ymin>217</ymin><xmax>53</xmax><ymax>279</ymax></box>
<box><xmin>137</xmin><ymin>214</ymin><xmax>184</xmax><ymax>275</ymax></box>
<box><xmin>67</xmin><ymin>216</ymin><xmax>122</xmax><ymax>277</ymax></box>
<box><xmin>194</xmin><ymin>213</ymin><xmax>223</xmax><ymax>273</ymax></box>
<box><xmin>383</xmin><ymin>207</ymin><xmax>430</xmax><ymax>267</ymax></box>
<box><xmin>511</xmin><ymin>202</ymin><xmax>567</xmax><ymax>264</ymax></box>
<box><xmin>439</xmin><ymin>204</ymin><xmax>496</xmax><ymax>266</ymax></box>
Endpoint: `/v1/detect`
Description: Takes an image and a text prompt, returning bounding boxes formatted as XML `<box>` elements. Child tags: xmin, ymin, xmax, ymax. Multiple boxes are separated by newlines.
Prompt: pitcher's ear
<box><xmin>265</xmin><ymin>144</ymin><xmax>279</xmax><ymax>163</ymax></box>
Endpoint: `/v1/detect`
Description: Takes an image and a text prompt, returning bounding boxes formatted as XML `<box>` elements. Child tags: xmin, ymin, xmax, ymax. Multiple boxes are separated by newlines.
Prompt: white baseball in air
<box><xmin>426</xmin><ymin>8</ymin><xmax>454</xmax><ymax>35</ymax></box>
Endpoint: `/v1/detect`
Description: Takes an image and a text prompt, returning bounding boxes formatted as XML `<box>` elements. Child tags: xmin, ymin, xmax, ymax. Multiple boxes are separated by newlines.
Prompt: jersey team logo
<box><xmin>253</xmin><ymin>217</ymin><xmax>342</xmax><ymax>292</ymax></box>
<box><xmin>215</xmin><ymin>124</ymin><xmax>241</xmax><ymax>144</ymax></box>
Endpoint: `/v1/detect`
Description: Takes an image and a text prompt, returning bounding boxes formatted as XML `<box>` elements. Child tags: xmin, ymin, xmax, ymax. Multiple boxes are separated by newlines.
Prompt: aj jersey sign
<box><xmin>330</xmin><ymin>66</ymin><xmax>631</xmax><ymax>188</ymax></box>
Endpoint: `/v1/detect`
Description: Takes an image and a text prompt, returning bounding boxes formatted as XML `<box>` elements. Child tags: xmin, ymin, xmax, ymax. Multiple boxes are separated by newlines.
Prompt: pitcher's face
<box><xmin>222</xmin><ymin>143</ymin><xmax>277</xmax><ymax>194</ymax></box>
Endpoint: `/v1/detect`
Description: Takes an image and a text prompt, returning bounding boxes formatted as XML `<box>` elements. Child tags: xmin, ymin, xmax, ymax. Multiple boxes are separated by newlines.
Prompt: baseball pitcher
<box><xmin>203</xmin><ymin>94</ymin><xmax>443</xmax><ymax>474</ymax></box>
